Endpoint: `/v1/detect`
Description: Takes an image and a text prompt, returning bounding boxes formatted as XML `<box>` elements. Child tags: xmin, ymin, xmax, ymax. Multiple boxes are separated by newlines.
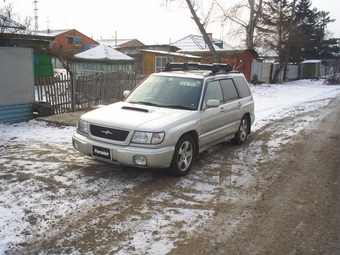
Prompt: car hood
<box><xmin>80</xmin><ymin>102</ymin><xmax>192</xmax><ymax>131</ymax></box>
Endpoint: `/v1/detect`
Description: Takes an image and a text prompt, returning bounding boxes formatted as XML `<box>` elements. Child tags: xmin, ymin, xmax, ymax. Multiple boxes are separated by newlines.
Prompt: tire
<box><xmin>168</xmin><ymin>134</ymin><xmax>195</xmax><ymax>177</ymax></box>
<box><xmin>231</xmin><ymin>115</ymin><xmax>249</xmax><ymax>145</ymax></box>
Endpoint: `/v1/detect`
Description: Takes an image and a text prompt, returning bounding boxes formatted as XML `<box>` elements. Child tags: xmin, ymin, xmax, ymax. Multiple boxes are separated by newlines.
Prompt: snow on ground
<box><xmin>0</xmin><ymin>79</ymin><xmax>340</xmax><ymax>254</ymax></box>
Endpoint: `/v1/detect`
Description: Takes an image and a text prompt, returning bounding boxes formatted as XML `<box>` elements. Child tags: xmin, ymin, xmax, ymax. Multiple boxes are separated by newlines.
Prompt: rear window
<box><xmin>233</xmin><ymin>77</ymin><xmax>251</xmax><ymax>98</ymax></box>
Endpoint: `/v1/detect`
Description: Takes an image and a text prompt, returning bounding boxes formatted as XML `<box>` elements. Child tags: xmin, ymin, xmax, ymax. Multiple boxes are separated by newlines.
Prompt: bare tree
<box><xmin>216</xmin><ymin>0</ymin><xmax>263</xmax><ymax>49</ymax></box>
<box><xmin>165</xmin><ymin>0</ymin><xmax>220</xmax><ymax>62</ymax></box>
<box><xmin>0</xmin><ymin>4</ymin><xmax>32</xmax><ymax>34</ymax></box>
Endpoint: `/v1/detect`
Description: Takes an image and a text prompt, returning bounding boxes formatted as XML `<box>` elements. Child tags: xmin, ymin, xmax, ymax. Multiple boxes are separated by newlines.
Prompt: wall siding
<box><xmin>0</xmin><ymin>104</ymin><xmax>34</xmax><ymax>123</ymax></box>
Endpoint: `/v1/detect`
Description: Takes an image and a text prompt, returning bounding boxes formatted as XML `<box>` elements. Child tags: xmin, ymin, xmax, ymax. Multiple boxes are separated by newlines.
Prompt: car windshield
<box><xmin>125</xmin><ymin>75</ymin><xmax>202</xmax><ymax>110</ymax></box>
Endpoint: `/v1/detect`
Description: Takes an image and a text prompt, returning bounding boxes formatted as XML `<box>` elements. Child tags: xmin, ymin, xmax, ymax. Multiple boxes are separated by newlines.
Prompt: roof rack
<box><xmin>163</xmin><ymin>62</ymin><xmax>233</xmax><ymax>73</ymax></box>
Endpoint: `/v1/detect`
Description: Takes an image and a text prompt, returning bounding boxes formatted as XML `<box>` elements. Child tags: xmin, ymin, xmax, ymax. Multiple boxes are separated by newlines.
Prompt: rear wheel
<box><xmin>168</xmin><ymin>134</ymin><xmax>195</xmax><ymax>177</ymax></box>
<box><xmin>231</xmin><ymin>115</ymin><xmax>249</xmax><ymax>145</ymax></box>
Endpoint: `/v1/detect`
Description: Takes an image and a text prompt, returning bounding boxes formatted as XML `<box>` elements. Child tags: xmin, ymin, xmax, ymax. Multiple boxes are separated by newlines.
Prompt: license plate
<box><xmin>92</xmin><ymin>145</ymin><xmax>111</xmax><ymax>160</ymax></box>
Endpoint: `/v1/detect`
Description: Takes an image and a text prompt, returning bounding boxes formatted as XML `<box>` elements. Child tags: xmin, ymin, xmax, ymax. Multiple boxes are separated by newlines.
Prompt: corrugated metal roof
<box><xmin>171</xmin><ymin>34</ymin><xmax>234</xmax><ymax>51</ymax></box>
<box><xmin>73</xmin><ymin>44</ymin><xmax>134</xmax><ymax>61</ymax></box>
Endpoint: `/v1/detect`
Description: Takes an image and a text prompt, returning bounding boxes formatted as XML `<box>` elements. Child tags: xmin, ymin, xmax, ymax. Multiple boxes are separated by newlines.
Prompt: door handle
<box><xmin>238</xmin><ymin>102</ymin><xmax>242</xmax><ymax>106</ymax></box>
<box><xmin>220</xmin><ymin>107</ymin><xmax>225</xmax><ymax>112</ymax></box>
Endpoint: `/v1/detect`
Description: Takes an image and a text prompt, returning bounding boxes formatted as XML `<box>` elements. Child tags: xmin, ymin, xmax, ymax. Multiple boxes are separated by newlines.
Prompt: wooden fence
<box><xmin>35</xmin><ymin>71</ymin><xmax>144</xmax><ymax>114</ymax></box>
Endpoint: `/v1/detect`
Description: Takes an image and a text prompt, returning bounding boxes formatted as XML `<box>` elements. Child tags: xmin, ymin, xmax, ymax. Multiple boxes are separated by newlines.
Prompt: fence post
<box><xmin>71</xmin><ymin>72</ymin><xmax>76</xmax><ymax>112</ymax></box>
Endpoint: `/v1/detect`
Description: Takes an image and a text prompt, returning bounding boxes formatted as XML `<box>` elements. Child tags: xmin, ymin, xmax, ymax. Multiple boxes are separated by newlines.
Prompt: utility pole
<box><xmin>33</xmin><ymin>0</ymin><xmax>38</xmax><ymax>31</ymax></box>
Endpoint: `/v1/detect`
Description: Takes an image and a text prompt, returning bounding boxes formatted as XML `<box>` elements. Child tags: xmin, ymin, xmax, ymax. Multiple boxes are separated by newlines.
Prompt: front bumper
<box><xmin>72</xmin><ymin>133</ymin><xmax>175</xmax><ymax>168</ymax></box>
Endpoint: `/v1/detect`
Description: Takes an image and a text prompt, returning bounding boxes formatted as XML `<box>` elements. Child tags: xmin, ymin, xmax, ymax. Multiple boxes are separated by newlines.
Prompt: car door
<box><xmin>199</xmin><ymin>80</ymin><xmax>228</xmax><ymax>148</ymax></box>
<box><xmin>220</xmin><ymin>79</ymin><xmax>242</xmax><ymax>135</ymax></box>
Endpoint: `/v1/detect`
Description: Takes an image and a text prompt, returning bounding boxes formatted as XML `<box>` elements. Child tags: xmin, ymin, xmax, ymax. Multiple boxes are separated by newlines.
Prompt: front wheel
<box><xmin>231</xmin><ymin>115</ymin><xmax>249</xmax><ymax>145</ymax></box>
<box><xmin>168</xmin><ymin>134</ymin><xmax>195</xmax><ymax>177</ymax></box>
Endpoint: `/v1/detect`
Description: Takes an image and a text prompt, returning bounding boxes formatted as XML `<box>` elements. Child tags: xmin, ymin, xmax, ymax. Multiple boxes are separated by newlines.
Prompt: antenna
<box><xmin>33</xmin><ymin>0</ymin><xmax>38</xmax><ymax>31</ymax></box>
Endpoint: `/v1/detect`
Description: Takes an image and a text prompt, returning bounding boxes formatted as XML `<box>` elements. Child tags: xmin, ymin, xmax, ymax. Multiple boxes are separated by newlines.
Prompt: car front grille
<box><xmin>90</xmin><ymin>124</ymin><xmax>129</xmax><ymax>141</ymax></box>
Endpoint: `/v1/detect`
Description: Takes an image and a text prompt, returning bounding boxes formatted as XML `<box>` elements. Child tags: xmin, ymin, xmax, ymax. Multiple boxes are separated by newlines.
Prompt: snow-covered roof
<box><xmin>36</xmin><ymin>29</ymin><xmax>72</xmax><ymax>37</ymax></box>
<box><xmin>171</xmin><ymin>34</ymin><xmax>234</xmax><ymax>51</ymax></box>
<box><xmin>301</xmin><ymin>60</ymin><xmax>322</xmax><ymax>64</ymax></box>
<box><xmin>73</xmin><ymin>44</ymin><xmax>134</xmax><ymax>61</ymax></box>
<box><xmin>259</xmin><ymin>49</ymin><xmax>279</xmax><ymax>57</ymax></box>
<box><xmin>140</xmin><ymin>49</ymin><xmax>201</xmax><ymax>59</ymax></box>
<box><xmin>0</xmin><ymin>15</ymin><xmax>25</xmax><ymax>32</ymax></box>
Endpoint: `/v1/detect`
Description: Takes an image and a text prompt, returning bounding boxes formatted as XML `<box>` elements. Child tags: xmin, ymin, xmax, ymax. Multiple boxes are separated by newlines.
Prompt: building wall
<box><xmin>0</xmin><ymin>47</ymin><xmax>34</xmax><ymax>122</ymax></box>
<box><xmin>143</xmin><ymin>52</ymin><xmax>201</xmax><ymax>75</ymax></box>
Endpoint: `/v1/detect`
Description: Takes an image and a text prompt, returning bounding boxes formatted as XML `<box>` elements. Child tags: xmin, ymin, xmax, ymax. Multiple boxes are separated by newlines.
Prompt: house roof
<box><xmin>73</xmin><ymin>44</ymin><xmax>134</xmax><ymax>61</ymax></box>
<box><xmin>259</xmin><ymin>49</ymin><xmax>279</xmax><ymax>57</ymax></box>
<box><xmin>171</xmin><ymin>34</ymin><xmax>234</xmax><ymax>51</ymax></box>
<box><xmin>36</xmin><ymin>29</ymin><xmax>72</xmax><ymax>37</ymax></box>
<box><xmin>98</xmin><ymin>39</ymin><xmax>145</xmax><ymax>48</ymax></box>
<box><xmin>301</xmin><ymin>60</ymin><xmax>322</xmax><ymax>64</ymax></box>
<box><xmin>140</xmin><ymin>49</ymin><xmax>201</xmax><ymax>59</ymax></box>
<box><xmin>0</xmin><ymin>15</ymin><xmax>26</xmax><ymax>32</ymax></box>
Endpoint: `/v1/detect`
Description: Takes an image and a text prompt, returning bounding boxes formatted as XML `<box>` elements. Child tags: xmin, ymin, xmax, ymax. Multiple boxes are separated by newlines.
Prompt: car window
<box><xmin>233</xmin><ymin>76</ymin><xmax>251</xmax><ymax>98</ymax></box>
<box><xmin>204</xmin><ymin>80</ymin><xmax>223</xmax><ymax>103</ymax></box>
<box><xmin>220</xmin><ymin>79</ymin><xmax>239</xmax><ymax>102</ymax></box>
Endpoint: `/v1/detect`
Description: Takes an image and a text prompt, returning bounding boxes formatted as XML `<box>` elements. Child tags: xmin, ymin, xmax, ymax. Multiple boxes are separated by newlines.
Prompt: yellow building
<box><xmin>141</xmin><ymin>49</ymin><xmax>201</xmax><ymax>75</ymax></box>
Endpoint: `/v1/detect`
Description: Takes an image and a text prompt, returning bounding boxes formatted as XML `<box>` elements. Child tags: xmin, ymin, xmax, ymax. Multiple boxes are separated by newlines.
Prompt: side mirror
<box><xmin>205</xmin><ymin>99</ymin><xmax>220</xmax><ymax>108</ymax></box>
<box><xmin>123</xmin><ymin>90</ymin><xmax>131</xmax><ymax>98</ymax></box>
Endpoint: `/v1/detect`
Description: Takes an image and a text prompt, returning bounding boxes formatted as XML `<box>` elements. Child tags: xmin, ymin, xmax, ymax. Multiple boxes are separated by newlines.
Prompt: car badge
<box><xmin>101</xmin><ymin>130</ymin><xmax>113</xmax><ymax>135</ymax></box>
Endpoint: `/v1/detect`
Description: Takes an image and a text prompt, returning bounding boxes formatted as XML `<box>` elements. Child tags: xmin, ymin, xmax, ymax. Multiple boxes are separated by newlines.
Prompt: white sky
<box><xmin>2</xmin><ymin>0</ymin><xmax>340</xmax><ymax>46</ymax></box>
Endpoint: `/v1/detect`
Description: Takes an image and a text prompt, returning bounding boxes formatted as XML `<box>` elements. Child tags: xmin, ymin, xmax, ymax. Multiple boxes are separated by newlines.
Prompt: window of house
<box><xmin>66</xmin><ymin>36</ymin><xmax>82</xmax><ymax>45</ymax></box>
<box><xmin>73</xmin><ymin>37</ymin><xmax>82</xmax><ymax>45</ymax></box>
<box><xmin>155</xmin><ymin>56</ymin><xmax>173</xmax><ymax>72</ymax></box>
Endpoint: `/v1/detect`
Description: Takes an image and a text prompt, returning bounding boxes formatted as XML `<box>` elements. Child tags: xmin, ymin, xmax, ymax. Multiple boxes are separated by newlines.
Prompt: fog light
<box><xmin>133</xmin><ymin>155</ymin><xmax>147</xmax><ymax>166</ymax></box>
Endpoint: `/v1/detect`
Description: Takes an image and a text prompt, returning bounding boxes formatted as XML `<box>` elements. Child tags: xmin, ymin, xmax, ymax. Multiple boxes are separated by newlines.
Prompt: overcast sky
<box><xmin>3</xmin><ymin>0</ymin><xmax>340</xmax><ymax>46</ymax></box>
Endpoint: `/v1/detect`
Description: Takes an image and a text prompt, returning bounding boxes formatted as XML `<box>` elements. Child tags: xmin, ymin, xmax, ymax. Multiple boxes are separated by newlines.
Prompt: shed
<box><xmin>70</xmin><ymin>44</ymin><xmax>135</xmax><ymax>77</ymax></box>
<box><xmin>300</xmin><ymin>60</ymin><xmax>322</xmax><ymax>79</ymax></box>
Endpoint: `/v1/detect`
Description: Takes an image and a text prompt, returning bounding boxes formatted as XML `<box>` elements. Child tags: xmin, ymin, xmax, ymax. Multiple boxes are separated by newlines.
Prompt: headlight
<box><xmin>131</xmin><ymin>131</ymin><xmax>165</xmax><ymax>144</ymax></box>
<box><xmin>77</xmin><ymin>119</ymin><xmax>89</xmax><ymax>134</ymax></box>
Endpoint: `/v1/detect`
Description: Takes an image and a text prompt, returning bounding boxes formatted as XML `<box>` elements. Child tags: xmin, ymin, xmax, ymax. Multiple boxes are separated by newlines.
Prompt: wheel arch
<box><xmin>181</xmin><ymin>130</ymin><xmax>199</xmax><ymax>159</ymax></box>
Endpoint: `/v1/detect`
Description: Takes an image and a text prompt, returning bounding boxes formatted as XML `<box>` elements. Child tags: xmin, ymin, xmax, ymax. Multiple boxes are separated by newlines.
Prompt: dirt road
<box><xmin>3</xmin><ymin>96</ymin><xmax>340</xmax><ymax>255</ymax></box>
<box><xmin>173</xmin><ymin>97</ymin><xmax>340</xmax><ymax>255</ymax></box>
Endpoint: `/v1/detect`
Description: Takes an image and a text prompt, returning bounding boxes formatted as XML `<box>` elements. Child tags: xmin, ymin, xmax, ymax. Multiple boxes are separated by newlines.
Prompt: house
<box><xmin>171</xmin><ymin>34</ymin><xmax>234</xmax><ymax>51</ymax></box>
<box><xmin>70</xmin><ymin>44</ymin><xmax>135</xmax><ymax>78</ymax></box>
<box><xmin>37</xmin><ymin>29</ymin><xmax>99</xmax><ymax>52</ymax></box>
<box><xmin>171</xmin><ymin>34</ymin><xmax>258</xmax><ymax>81</ymax></box>
<box><xmin>37</xmin><ymin>29</ymin><xmax>99</xmax><ymax>69</ymax></box>
<box><xmin>141</xmin><ymin>49</ymin><xmax>201</xmax><ymax>75</ymax></box>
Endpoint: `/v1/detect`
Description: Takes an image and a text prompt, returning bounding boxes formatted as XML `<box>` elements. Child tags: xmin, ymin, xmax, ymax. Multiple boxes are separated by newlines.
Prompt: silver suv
<box><xmin>72</xmin><ymin>63</ymin><xmax>255</xmax><ymax>176</ymax></box>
